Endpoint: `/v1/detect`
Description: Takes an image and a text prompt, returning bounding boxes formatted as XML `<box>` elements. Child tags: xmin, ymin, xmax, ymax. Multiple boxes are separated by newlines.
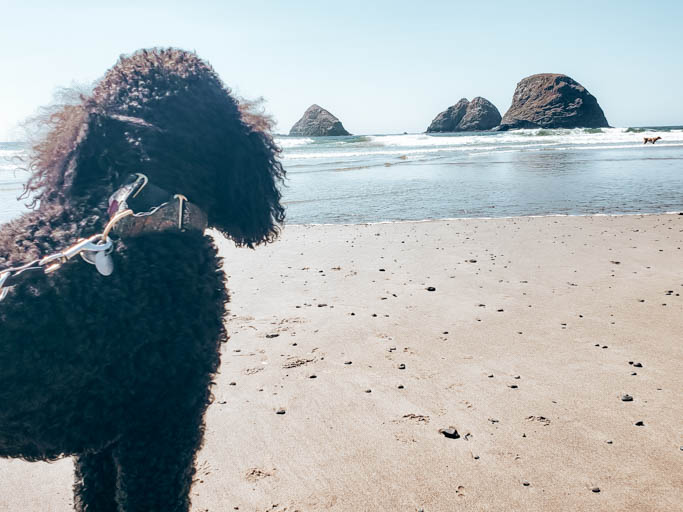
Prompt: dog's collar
<box><xmin>107</xmin><ymin>174</ymin><xmax>208</xmax><ymax>237</ymax></box>
<box><xmin>0</xmin><ymin>174</ymin><xmax>208</xmax><ymax>301</ymax></box>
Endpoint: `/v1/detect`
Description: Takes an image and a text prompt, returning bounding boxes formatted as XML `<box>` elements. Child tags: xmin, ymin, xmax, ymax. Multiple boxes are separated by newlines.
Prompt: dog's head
<box><xmin>26</xmin><ymin>48</ymin><xmax>285</xmax><ymax>246</ymax></box>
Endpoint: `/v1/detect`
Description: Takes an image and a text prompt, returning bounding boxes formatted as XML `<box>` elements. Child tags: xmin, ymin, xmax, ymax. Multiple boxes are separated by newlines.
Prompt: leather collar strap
<box><xmin>108</xmin><ymin>174</ymin><xmax>208</xmax><ymax>237</ymax></box>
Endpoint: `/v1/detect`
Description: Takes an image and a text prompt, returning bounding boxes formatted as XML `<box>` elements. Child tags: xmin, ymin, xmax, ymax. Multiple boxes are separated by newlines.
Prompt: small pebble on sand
<box><xmin>439</xmin><ymin>427</ymin><xmax>460</xmax><ymax>439</ymax></box>
<box><xmin>276</xmin><ymin>409</ymin><xmax>286</xmax><ymax>415</ymax></box>
<box><xmin>621</xmin><ymin>394</ymin><xmax>633</xmax><ymax>402</ymax></box>
<box><xmin>592</xmin><ymin>487</ymin><xmax>601</xmax><ymax>493</ymax></box>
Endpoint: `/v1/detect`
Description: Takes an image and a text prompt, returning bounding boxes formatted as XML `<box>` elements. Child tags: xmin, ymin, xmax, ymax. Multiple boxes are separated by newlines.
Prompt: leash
<box><xmin>0</xmin><ymin>173</ymin><xmax>207</xmax><ymax>302</ymax></box>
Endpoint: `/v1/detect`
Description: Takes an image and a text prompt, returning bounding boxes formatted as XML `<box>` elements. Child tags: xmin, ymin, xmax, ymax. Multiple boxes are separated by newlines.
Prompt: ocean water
<box><xmin>1</xmin><ymin>126</ymin><xmax>682</xmax><ymax>226</ymax></box>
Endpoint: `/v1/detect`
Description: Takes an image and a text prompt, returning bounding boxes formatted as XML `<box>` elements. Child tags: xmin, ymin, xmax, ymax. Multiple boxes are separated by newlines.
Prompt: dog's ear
<box><xmin>209</xmin><ymin>123</ymin><xmax>285</xmax><ymax>247</ymax></box>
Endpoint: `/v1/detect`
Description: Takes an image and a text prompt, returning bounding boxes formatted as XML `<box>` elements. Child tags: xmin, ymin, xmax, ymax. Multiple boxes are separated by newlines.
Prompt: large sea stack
<box><xmin>289</xmin><ymin>104</ymin><xmax>350</xmax><ymax>136</ymax></box>
<box><xmin>497</xmin><ymin>73</ymin><xmax>609</xmax><ymax>130</ymax></box>
<box><xmin>426</xmin><ymin>97</ymin><xmax>501</xmax><ymax>132</ymax></box>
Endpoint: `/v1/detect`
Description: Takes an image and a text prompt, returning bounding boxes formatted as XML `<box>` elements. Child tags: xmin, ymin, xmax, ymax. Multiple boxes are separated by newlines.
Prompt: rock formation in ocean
<box><xmin>426</xmin><ymin>97</ymin><xmax>501</xmax><ymax>132</ymax></box>
<box><xmin>289</xmin><ymin>104</ymin><xmax>350</xmax><ymax>136</ymax></box>
<box><xmin>496</xmin><ymin>73</ymin><xmax>609</xmax><ymax>130</ymax></box>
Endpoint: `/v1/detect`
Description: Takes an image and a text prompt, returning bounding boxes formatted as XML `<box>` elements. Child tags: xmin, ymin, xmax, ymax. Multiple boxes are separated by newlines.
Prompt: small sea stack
<box><xmin>426</xmin><ymin>97</ymin><xmax>501</xmax><ymax>133</ymax></box>
<box><xmin>289</xmin><ymin>104</ymin><xmax>351</xmax><ymax>136</ymax></box>
<box><xmin>496</xmin><ymin>73</ymin><xmax>609</xmax><ymax>130</ymax></box>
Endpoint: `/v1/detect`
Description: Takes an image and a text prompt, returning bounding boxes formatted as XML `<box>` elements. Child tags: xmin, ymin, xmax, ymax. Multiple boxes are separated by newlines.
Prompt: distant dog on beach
<box><xmin>643</xmin><ymin>136</ymin><xmax>662</xmax><ymax>144</ymax></box>
<box><xmin>0</xmin><ymin>48</ymin><xmax>284</xmax><ymax>511</ymax></box>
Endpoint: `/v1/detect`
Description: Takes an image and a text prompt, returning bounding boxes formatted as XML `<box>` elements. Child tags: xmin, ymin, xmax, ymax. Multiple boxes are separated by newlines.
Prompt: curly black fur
<box><xmin>0</xmin><ymin>48</ymin><xmax>284</xmax><ymax>511</ymax></box>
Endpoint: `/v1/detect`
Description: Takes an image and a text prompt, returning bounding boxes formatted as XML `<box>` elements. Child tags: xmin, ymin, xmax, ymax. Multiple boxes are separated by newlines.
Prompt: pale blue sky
<box><xmin>1</xmin><ymin>0</ymin><xmax>681</xmax><ymax>139</ymax></box>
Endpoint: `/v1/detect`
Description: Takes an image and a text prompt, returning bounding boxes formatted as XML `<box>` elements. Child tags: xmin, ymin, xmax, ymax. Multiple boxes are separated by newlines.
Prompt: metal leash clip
<box><xmin>73</xmin><ymin>235</ymin><xmax>115</xmax><ymax>276</ymax></box>
<box><xmin>37</xmin><ymin>235</ymin><xmax>115</xmax><ymax>277</ymax></box>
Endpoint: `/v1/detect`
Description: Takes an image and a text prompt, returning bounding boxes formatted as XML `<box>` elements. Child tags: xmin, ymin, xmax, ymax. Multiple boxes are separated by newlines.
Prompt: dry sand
<box><xmin>1</xmin><ymin>214</ymin><xmax>682</xmax><ymax>511</ymax></box>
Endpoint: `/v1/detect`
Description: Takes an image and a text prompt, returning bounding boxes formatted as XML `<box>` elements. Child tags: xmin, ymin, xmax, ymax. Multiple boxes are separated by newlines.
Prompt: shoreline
<box><xmin>283</xmin><ymin>210</ymin><xmax>683</xmax><ymax>227</ymax></box>
<box><xmin>1</xmin><ymin>213</ymin><xmax>682</xmax><ymax>511</ymax></box>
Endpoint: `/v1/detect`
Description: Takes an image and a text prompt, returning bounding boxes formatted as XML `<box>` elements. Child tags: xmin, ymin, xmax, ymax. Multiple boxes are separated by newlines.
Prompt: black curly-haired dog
<box><xmin>0</xmin><ymin>48</ymin><xmax>284</xmax><ymax>511</ymax></box>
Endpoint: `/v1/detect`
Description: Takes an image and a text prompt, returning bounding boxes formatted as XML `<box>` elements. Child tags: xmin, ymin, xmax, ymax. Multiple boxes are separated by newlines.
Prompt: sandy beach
<box><xmin>1</xmin><ymin>213</ymin><xmax>681</xmax><ymax>511</ymax></box>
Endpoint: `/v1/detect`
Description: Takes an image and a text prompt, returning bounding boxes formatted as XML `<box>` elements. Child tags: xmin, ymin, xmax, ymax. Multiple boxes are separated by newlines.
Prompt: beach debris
<box><xmin>522</xmin><ymin>481</ymin><xmax>531</xmax><ymax>487</ymax></box>
<box><xmin>282</xmin><ymin>357</ymin><xmax>314</xmax><ymax>369</ymax></box>
<box><xmin>426</xmin><ymin>286</ymin><xmax>436</xmax><ymax>291</ymax></box>
<box><xmin>365</xmin><ymin>389</ymin><xmax>372</xmax><ymax>393</ymax></box>
<box><xmin>591</xmin><ymin>487</ymin><xmax>601</xmax><ymax>493</ymax></box>
<box><xmin>275</xmin><ymin>409</ymin><xmax>286</xmax><ymax>415</ymax></box>
<box><xmin>265</xmin><ymin>333</ymin><xmax>279</xmax><ymax>338</ymax></box>
<box><xmin>620</xmin><ymin>394</ymin><xmax>633</xmax><ymax>402</ymax></box>
<box><xmin>606</xmin><ymin>440</ymin><xmax>613</xmax><ymax>444</ymax></box>
<box><xmin>468</xmin><ymin>259</ymin><xmax>477</xmax><ymax>263</ymax></box>
<box><xmin>398</xmin><ymin>385</ymin><xmax>405</xmax><ymax>389</ymax></box>
<box><xmin>633</xmin><ymin>362</ymin><xmax>643</xmax><ymax>368</ymax></box>
<box><xmin>526</xmin><ymin>415</ymin><xmax>551</xmax><ymax>426</ymax></box>
<box><xmin>344</xmin><ymin>361</ymin><xmax>352</xmax><ymax>365</ymax></box>
<box><xmin>402</xmin><ymin>414</ymin><xmax>430</xmax><ymax>424</ymax></box>
<box><xmin>398</xmin><ymin>363</ymin><xmax>406</xmax><ymax>370</ymax></box>
<box><xmin>245</xmin><ymin>468</ymin><xmax>274</xmax><ymax>481</ymax></box>
<box><xmin>488</xmin><ymin>374</ymin><xmax>494</xmax><ymax>378</ymax></box>
<box><xmin>309</xmin><ymin>374</ymin><xmax>317</xmax><ymax>379</ymax></box>
<box><xmin>508</xmin><ymin>384</ymin><xmax>519</xmax><ymax>389</ymax></box>
<box><xmin>439</xmin><ymin>427</ymin><xmax>460</xmax><ymax>439</ymax></box>
<box><xmin>634</xmin><ymin>420</ymin><xmax>645</xmax><ymax>426</ymax></box>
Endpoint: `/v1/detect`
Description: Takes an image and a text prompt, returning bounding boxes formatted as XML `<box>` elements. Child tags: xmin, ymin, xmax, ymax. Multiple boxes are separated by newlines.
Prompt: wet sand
<box><xmin>1</xmin><ymin>214</ymin><xmax>682</xmax><ymax>511</ymax></box>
